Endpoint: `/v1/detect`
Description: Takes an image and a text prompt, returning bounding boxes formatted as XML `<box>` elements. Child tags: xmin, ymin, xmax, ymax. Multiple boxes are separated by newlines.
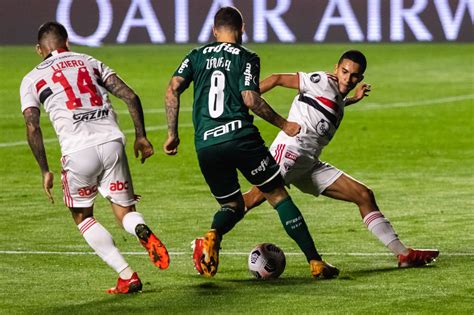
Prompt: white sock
<box><xmin>78</xmin><ymin>217</ymin><xmax>130</xmax><ymax>273</ymax></box>
<box><xmin>119</xmin><ymin>266</ymin><xmax>134</xmax><ymax>280</ymax></box>
<box><xmin>363</xmin><ymin>211</ymin><xmax>409</xmax><ymax>256</ymax></box>
<box><xmin>122</xmin><ymin>212</ymin><xmax>146</xmax><ymax>237</ymax></box>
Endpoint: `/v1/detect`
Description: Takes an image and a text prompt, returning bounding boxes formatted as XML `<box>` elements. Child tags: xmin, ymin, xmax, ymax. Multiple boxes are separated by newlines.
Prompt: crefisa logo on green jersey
<box><xmin>177</xmin><ymin>58</ymin><xmax>189</xmax><ymax>74</ymax></box>
<box><xmin>203</xmin><ymin>43</ymin><xmax>240</xmax><ymax>55</ymax></box>
<box><xmin>244</xmin><ymin>63</ymin><xmax>252</xmax><ymax>86</ymax></box>
<box><xmin>203</xmin><ymin>120</ymin><xmax>242</xmax><ymax>140</ymax></box>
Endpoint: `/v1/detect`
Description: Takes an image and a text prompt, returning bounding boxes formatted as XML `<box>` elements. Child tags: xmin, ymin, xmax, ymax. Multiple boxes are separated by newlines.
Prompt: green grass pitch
<box><xmin>0</xmin><ymin>43</ymin><xmax>472</xmax><ymax>314</ymax></box>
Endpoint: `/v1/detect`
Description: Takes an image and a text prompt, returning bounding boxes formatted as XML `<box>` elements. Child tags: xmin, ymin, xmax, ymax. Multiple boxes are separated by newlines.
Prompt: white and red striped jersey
<box><xmin>273</xmin><ymin>71</ymin><xmax>346</xmax><ymax>159</ymax></box>
<box><xmin>20</xmin><ymin>49</ymin><xmax>125</xmax><ymax>155</ymax></box>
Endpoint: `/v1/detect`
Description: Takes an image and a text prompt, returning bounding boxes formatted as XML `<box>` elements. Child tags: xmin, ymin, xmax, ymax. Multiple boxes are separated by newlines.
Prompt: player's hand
<box><xmin>282</xmin><ymin>120</ymin><xmax>301</xmax><ymax>137</ymax></box>
<box><xmin>163</xmin><ymin>135</ymin><xmax>180</xmax><ymax>155</ymax></box>
<box><xmin>42</xmin><ymin>171</ymin><xmax>54</xmax><ymax>204</ymax></box>
<box><xmin>353</xmin><ymin>82</ymin><xmax>371</xmax><ymax>102</ymax></box>
<box><xmin>134</xmin><ymin>136</ymin><xmax>154</xmax><ymax>164</ymax></box>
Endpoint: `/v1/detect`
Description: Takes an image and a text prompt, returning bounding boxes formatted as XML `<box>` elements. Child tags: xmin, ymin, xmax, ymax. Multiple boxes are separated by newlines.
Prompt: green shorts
<box><xmin>197</xmin><ymin>134</ymin><xmax>283</xmax><ymax>203</ymax></box>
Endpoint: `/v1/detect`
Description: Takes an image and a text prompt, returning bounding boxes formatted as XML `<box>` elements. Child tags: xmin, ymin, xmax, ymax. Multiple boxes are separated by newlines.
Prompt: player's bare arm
<box><xmin>23</xmin><ymin>107</ymin><xmax>54</xmax><ymax>203</ymax></box>
<box><xmin>241</xmin><ymin>90</ymin><xmax>301</xmax><ymax>137</ymax></box>
<box><xmin>163</xmin><ymin>76</ymin><xmax>187</xmax><ymax>155</ymax></box>
<box><xmin>345</xmin><ymin>82</ymin><xmax>371</xmax><ymax>106</ymax></box>
<box><xmin>104</xmin><ymin>74</ymin><xmax>153</xmax><ymax>163</ymax></box>
<box><xmin>260</xmin><ymin>73</ymin><xmax>299</xmax><ymax>94</ymax></box>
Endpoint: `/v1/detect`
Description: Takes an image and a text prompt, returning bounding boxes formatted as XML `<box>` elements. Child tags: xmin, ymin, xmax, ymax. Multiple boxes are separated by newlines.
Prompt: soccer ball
<box><xmin>248</xmin><ymin>243</ymin><xmax>286</xmax><ymax>279</ymax></box>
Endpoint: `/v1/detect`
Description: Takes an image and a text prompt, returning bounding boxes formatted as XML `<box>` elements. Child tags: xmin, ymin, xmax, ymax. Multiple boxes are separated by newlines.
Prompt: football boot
<box><xmin>195</xmin><ymin>229</ymin><xmax>220</xmax><ymax>277</ymax></box>
<box><xmin>309</xmin><ymin>260</ymin><xmax>340</xmax><ymax>279</ymax></box>
<box><xmin>136</xmin><ymin>224</ymin><xmax>170</xmax><ymax>269</ymax></box>
<box><xmin>106</xmin><ymin>272</ymin><xmax>142</xmax><ymax>294</ymax></box>
<box><xmin>398</xmin><ymin>248</ymin><xmax>439</xmax><ymax>268</ymax></box>
<box><xmin>192</xmin><ymin>238</ymin><xmax>205</xmax><ymax>275</ymax></box>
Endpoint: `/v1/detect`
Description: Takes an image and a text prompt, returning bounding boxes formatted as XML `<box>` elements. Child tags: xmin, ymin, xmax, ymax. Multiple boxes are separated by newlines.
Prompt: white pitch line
<box><xmin>0</xmin><ymin>123</ymin><xmax>194</xmax><ymax>148</ymax></box>
<box><xmin>0</xmin><ymin>250</ymin><xmax>472</xmax><ymax>256</ymax></box>
<box><xmin>1</xmin><ymin>94</ymin><xmax>472</xmax><ymax>148</ymax></box>
<box><xmin>350</xmin><ymin>94</ymin><xmax>474</xmax><ymax>112</ymax></box>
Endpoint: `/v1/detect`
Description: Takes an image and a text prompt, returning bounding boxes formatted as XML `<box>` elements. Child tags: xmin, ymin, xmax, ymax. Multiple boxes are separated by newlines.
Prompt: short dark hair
<box><xmin>38</xmin><ymin>21</ymin><xmax>68</xmax><ymax>43</ymax></box>
<box><xmin>214</xmin><ymin>6</ymin><xmax>243</xmax><ymax>32</ymax></box>
<box><xmin>338</xmin><ymin>50</ymin><xmax>367</xmax><ymax>73</ymax></box>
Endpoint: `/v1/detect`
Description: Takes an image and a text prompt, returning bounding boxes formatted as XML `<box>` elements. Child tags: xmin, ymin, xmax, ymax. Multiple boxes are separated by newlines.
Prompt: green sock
<box><xmin>275</xmin><ymin>196</ymin><xmax>322</xmax><ymax>262</ymax></box>
<box><xmin>211</xmin><ymin>206</ymin><xmax>244</xmax><ymax>236</ymax></box>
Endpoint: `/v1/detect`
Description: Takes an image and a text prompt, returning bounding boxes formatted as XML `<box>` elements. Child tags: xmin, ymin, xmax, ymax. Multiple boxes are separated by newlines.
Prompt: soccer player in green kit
<box><xmin>163</xmin><ymin>6</ymin><xmax>338</xmax><ymax>279</ymax></box>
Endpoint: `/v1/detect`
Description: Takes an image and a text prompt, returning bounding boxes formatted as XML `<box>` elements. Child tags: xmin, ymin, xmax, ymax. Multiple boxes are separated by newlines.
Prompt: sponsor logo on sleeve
<box><xmin>310</xmin><ymin>73</ymin><xmax>321</xmax><ymax>83</ymax></box>
<box><xmin>177</xmin><ymin>58</ymin><xmax>189</xmax><ymax>74</ymax></box>
<box><xmin>244</xmin><ymin>63</ymin><xmax>253</xmax><ymax>86</ymax></box>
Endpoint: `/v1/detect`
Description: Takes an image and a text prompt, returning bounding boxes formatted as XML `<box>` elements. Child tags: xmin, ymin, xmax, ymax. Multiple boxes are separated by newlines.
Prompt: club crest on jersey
<box><xmin>310</xmin><ymin>74</ymin><xmax>321</xmax><ymax>83</ymax></box>
<box><xmin>73</xmin><ymin>108</ymin><xmax>109</xmax><ymax>124</ymax></box>
<box><xmin>316</xmin><ymin>119</ymin><xmax>330</xmax><ymax>137</ymax></box>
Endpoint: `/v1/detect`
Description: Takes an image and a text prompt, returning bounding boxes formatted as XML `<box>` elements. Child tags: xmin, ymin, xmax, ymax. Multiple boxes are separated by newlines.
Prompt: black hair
<box><xmin>214</xmin><ymin>6</ymin><xmax>243</xmax><ymax>32</ymax></box>
<box><xmin>37</xmin><ymin>21</ymin><xmax>68</xmax><ymax>43</ymax></box>
<box><xmin>338</xmin><ymin>50</ymin><xmax>367</xmax><ymax>73</ymax></box>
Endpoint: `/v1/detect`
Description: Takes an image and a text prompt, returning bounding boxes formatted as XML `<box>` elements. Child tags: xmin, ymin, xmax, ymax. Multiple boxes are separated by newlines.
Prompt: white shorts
<box><xmin>60</xmin><ymin>140</ymin><xmax>136</xmax><ymax>208</ymax></box>
<box><xmin>270</xmin><ymin>142</ymin><xmax>342</xmax><ymax>196</ymax></box>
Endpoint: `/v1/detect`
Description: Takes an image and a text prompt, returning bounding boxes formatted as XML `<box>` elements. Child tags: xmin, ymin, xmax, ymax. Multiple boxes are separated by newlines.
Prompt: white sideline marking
<box><xmin>0</xmin><ymin>250</ymin><xmax>471</xmax><ymax>256</ymax></box>
<box><xmin>0</xmin><ymin>123</ymin><xmax>194</xmax><ymax>148</ymax></box>
<box><xmin>1</xmin><ymin>94</ymin><xmax>472</xmax><ymax>148</ymax></box>
<box><xmin>350</xmin><ymin>94</ymin><xmax>474</xmax><ymax>111</ymax></box>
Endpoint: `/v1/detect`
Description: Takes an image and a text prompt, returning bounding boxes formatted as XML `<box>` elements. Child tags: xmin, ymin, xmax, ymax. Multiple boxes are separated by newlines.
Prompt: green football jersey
<box><xmin>173</xmin><ymin>41</ymin><xmax>261</xmax><ymax>151</ymax></box>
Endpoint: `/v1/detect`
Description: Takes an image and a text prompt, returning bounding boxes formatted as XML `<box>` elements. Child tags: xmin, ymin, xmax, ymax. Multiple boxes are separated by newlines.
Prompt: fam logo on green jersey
<box><xmin>203</xmin><ymin>119</ymin><xmax>242</xmax><ymax>140</ymax></box>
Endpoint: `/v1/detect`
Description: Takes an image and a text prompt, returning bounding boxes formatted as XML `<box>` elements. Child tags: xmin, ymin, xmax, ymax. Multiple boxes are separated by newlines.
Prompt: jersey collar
<box><xmin>44</xmin><ymin>48</ymin><xmax>69</xmax><ymax>60</ymax></box>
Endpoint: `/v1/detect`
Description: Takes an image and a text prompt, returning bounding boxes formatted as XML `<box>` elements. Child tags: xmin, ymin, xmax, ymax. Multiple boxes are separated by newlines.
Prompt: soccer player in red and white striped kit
<box><xmin>244</xmin><ymin>50</ymin><xmax>439</xmax><ymax>269</ymax></box>
<box><xmin>20</xmin><ymin>22</ymin><xmax>169</xmax><ymax>293</ymax></box>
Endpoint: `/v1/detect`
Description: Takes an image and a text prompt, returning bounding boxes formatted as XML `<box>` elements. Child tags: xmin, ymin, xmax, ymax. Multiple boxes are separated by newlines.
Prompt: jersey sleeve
<box><xmin>298</xmin><ymin>71</ymin><xmax>325</xmax><ymax>94</ymax></box>
<box><xmin>173</xmin><ymin>50</ymin><xmax>194</xmax><ymax>87</ymax></box>
<box><xmin>86</xmin><ymin>55</ymin><xmax>116</xmax><ymax>83</ymax></box>
<box><xmin>20</xmin><ymin>76</ymin><xmax>40</xmax><ymax>113</ymax></box>
<box><xmin>239</xmin><ymin>53</ymin><xmax>260</xmax><ymax>92</ymax></box>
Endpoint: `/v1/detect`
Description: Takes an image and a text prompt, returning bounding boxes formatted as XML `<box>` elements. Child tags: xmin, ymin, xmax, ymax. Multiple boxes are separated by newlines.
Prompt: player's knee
<box><xmin>357</xmin><ymin>186</ymin><xmax>375</xmax><ymax>205</ymax></box>
<box><xmin>262</xmin><ymin>186</ymin><xmax>289</xmax><ymax>207</ymax></box>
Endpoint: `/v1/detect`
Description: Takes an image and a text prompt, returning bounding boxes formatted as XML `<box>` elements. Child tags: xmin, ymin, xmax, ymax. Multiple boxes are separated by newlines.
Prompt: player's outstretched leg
<box><xmin>272</xmin><ymin>195</ymin><xmax>339</xmax><ymax>279</ymax></box>
<box><xmin>193</xmin><ymin>229</ymin><xmax>220</xmax><ymax>277</ymax></box>
<box><xmin>107</xmin><ymin>272</ymin><xmax>143</xmax><ymax>294</ymax></box>
<box><xmin>121</xmin><ymin>211</ymin><xmax>170</xmax><ymax>269</ymax></box>
<box><xmin>309</xmin><ymin>260</ymin><xmax>340</xmax><ymax>279</ymax></box>
<box><xmin>397</xmin><ymin>248</ymin><xmax>439</xmax><ymax>268</ymax></box>
<box><xmin>76</xmin><ymin>215</ymin><xmax>141</xmax><ymax>293</ymax></box>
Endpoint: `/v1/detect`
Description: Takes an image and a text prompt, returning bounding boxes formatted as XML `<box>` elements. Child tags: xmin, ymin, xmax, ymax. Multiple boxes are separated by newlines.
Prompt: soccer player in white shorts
<box><xmin>20</xmin><ymin>22</ymin><xmax>169</xmax><ymax>293</ymax></box>
<box><xmin>244</xmin><ymin>50</ymin><xmax>439</xmax><ymax>269</ymax></box>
